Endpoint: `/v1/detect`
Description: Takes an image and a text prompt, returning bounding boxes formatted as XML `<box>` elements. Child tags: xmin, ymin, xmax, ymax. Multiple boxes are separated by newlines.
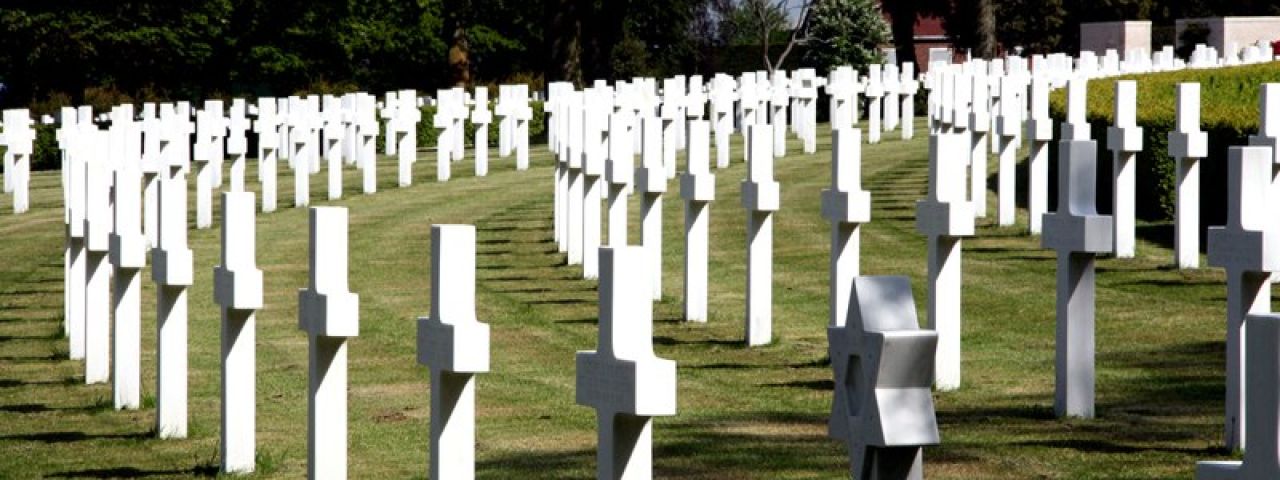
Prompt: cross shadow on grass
<box><xmin>46</xmin><ymin>464</ymin><xmax>218</xmax><ymax>478</ymax></box>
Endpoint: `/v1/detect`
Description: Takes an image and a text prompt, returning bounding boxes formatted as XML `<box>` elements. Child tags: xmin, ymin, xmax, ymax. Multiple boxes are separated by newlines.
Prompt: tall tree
<box><xmin>975</xmin><ymin>0</ymin><xmax>997</xmax><ymax>58</ymax></box>
<box><xmin>802</xmin><ymin>0</ymin><xmax>890</xmax><ymax>73</ymax></box>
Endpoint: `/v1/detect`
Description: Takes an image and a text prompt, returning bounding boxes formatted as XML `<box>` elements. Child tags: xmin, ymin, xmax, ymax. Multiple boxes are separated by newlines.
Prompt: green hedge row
<box><xmin>1047</xmin><ymin>63</ymin><xmax>1272</xmax><ymax>224</ymax></box>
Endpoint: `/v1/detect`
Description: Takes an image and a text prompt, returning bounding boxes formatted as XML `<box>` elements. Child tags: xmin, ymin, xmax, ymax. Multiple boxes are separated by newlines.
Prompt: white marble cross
<box><xmin>471</xmin><ymin>87</ymin><xmax>493</xmax><ymax>176</ymax></box>
<box><xmin>606</xmin><ymin>111</ymin><xmax>634</xmax><ymax>249</ymax></box>
<box><xmin>2</xmin><ymin>109</ymin><xmax>34</xmax><ymax>213</ymax></box>
<box><xmin>826</xmin><ymin>66</ymin><xmax>861</xmax><ymax>133</ymax></box>
<box><xmin>636</xmin><ymin>115</ymin><xmax>667</xmax><ymax>300</ymax></box>
<box><xmin>967</xmin><ymin>71</ymin><xmax>990</xmax><ymax>221</ymax></box>
<box><xmin>709</xmin><ymin>74</ymin><xmax>738</xmax><ymax>169</ymax></box>
<box><xmin>394</xmin><ymin>90</ymin><xmax>420</xmax><ymax>187</ymax></box>
<box><xmin>900</xmin><ymin>63</ymin><xmax>920</xmax><ymax>140</ymax></box>
<box><xmin>355</xmin><ymin>93</ymin><xmax>379</xmax><ymax>194</ymax></box>
<box><xmin>1247</xmin><ymin>84</ymin><xmax>1280</xmax><ymax>211</ymax></box>
<box><xmin>995</xmin><ymin>77</ymin><xmax>1022</xmax><ymax>226</ymax></box>
<box><xmin>254</xmin><ymin>98</ymin><xmax>280</xmax><ymax>212</ymax></box>
<box><xmin>581</xmin><ymin>87</ymin><xmax>610</xmax><ymax>280</ymax></box>
<box><xmin>1208</xmin><ymin>146</ymin><xmax>1280</xmax><ymax>451</ymax></box>
<box><xmin>110</xmin><ymin>143</ymin><xmax>146</xmax><ymax>410</ymax></box>
<box><xmin>1171</xmin><ymin>83</ymin><xmax>1209</xmax><ymax>268</ymax></box>
<box><xmin>915</xmin><ymin>132</ymin><xmax>974</xmax><ymax>391</ymax></box>
<box><xmin>681</xmin><ymin>119</ymin><xmax>715</xmax><ymax>322</ymax></box>
<box><xmin>322</xmin><ymin>95</ymin><xmax>346</xmax><ymax>199</ymax></box>
<box><xmin>195</xmin><ymin>101</ymin><xmax>227</xmax><ymax>228</ymax></box>
<box><xmin>827</xmin><ymin>275</ymin><xmax>940</xmax><ymax>479</ymax></box>
<box><xmin>214</xmin><ymin>191</ymin><xmax>263</xmax><ymax>473</ymax></box>
<box><xmin>576</xmin><ymin>246</ymin><xmax>677</xmax><ymax>480</ymax></box>
<box><xmin>769</xmin><ymin>71</ymin><xmax>790</xmax><ymax>158</ymax></box>
<box><xmin>152</xmin><ymin>122</ymin><xmax>195</xmax><ymax>438</ymax></box>
<box><xmin>822</xmin><ymin>127</ymin><xmax>871</xmax><ymax>330</ymax></box>
<box><xmin>865</xmin><ymin>65</ymin><xmax>885</xmax><ymax>144</ymax></box>
<box><xmin>298</xmin><ymin>207</ymin><xmax>360</xmax><ymax>480</ymax></box>
<box><xmin>434</xmin><ymin>89</ymin><xmax>456</xmax><ymax>182</ymax></box>
<box><xmin>418</xmin><ymin>225</ymin><xmax>489</xmax><ymax>480</ymax></box>
<box><xmin>1025</xmin><ymin>75</ymin><xmax>1054</xmax><ymax>235</ymax></box>
<box><xmin>1041</xmin><ymin>139</ymin><xmax>1114</xmax><ymax>419</ymax></box>
<box><xmin>742</xmin><ymin>122</ymin><xmax>780</xmax><ymax>346</ymax></box>
<box><xmin>83</xmin><ymin>129</ymin><xmax>113</xmax><ymax>385</ymax></box>
<box><xmin>1061</xmin><ymin>77</ymin><xmax>1091</xmax><ymax>141</ymax></box>
<box><xmin>227</xmin><ymin>99</ymin><xmax>251</xmax><ymax>192</ymax></box>
<box><xmin>1196</xmin><ymin>313</ymin><xmax>1280</xmax><ymax>479</ymax></box>
<box><xmin>63</xmin><ymin>112</ymin><xmax>89</xmax><ymax>360</ymax></box>
<box><xmin>381</xmin><ymin>91</ymin><xmax>399</xmax><ymax>156</ymax></box>
<box><xmin>1106</xmin><ymin>80</ymin><xmax>1143</xmax><ymax>258</ymax></box>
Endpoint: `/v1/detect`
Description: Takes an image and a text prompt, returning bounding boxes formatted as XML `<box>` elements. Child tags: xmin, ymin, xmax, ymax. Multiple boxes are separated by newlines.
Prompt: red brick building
<box><xmin>877</xmin><ymin>1</ymin><xmax>959</xmax><ymax>71</ymax></box>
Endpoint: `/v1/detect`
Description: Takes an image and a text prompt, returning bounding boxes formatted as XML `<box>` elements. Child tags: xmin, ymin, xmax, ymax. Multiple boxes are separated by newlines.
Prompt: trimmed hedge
<box><xmin>1048</xmin><ymin>63</ymin><xmax>1273</xmax><ymax>224</ymax></box>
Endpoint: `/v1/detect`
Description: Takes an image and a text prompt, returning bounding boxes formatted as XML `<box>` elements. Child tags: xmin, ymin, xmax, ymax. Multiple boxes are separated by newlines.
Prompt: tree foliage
<box><xmin>801</xmin><ymin>0</ymin><xmax>889</xmax><ymax>74</ymax></box>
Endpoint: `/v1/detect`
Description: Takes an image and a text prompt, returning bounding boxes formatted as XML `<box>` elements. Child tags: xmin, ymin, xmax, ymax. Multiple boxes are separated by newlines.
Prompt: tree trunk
<box><xmin>546</xmin><ymin>0</ymin><xmax>583</xmax><ymax>86</ymax></box>
<box><xmin>884</xmin><ymin>1</ymin><xmax>918</xmax><ymax>65</ymax></box>
<box><xmin>975</xmin><ymin>0</ymin><xmax>997</xmax><ymax>59</ymax></box>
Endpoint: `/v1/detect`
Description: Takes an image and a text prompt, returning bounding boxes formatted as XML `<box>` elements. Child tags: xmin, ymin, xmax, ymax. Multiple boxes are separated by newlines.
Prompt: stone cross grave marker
<box><xmin>742</xmin><ymin>122</ymin><xmax>780</xmax><ymax>346</ymax></box>
<box><xmin>1042</xmin><ymin>139</ymin><xmax>1114</xmax><ymax>419</ymax></box>
<box><xmin>355</xmin><ymin>93</ymin><xmax>378</xmax><ymax>194</ymax></box>
<box><xmin>227</xmin><ymin>99</ymin><xmax>251</xmax><ymax>192</ymax></box>
<box><xmin>194</xmin><ymin>101</ymin><xmax>226</xmax><ymax>228</ymax></box>
<box><xmin>1061</xmin><ymin>77</ymin><xmax>1090</xmax><ymax>141</ymax></box>
<box><xmin>636</xmin><ymin>115</ymin><xmax>668</xmax><ymax>301</ymax></box>
<box><xmin>822</xmin><ymin>127</ymin><xmax>871</xmax><ymax>330</ymax></box>
<box><xmin>770</xmin><ymin>71</ymin><xmax>789</xmax><ymax>158</ymax></box>
<box><xmin>1171</xmin><ymin>83</ymin><xmax>1209</xmax><ymax>268</ymax></box>
<box><xmin>255</xmin><ymin>98</ymin><xmax>280</xmax><ymax>212</ymax></box>
<box><xmin>709</xmin><ymin>74</ymin><xmax>737</xmax><ymax>169</ymax></box>
<box><xmin>567</xmin><ymin>91</ymin><xmax>586</xmax><ymax>267</ymax></box>
<box><xmin>2</xmin><ymin>109</ymin><xmax>34</xmax><ymax>213</ymax></box>
<box><xmin>865</xmin><ymin>65</ymin><xmax>885</xmax><ymax>144</ymax></box>
<box><xmin>581</xmin><ymin>87</ymin><xmax>610</xmax><ymax>280</ymax></box>
<box><xmin>1026</xmin><ymin>75</ymin><xmax>1054</xmax><ymax>235</ymax></box>
<box><xmin>900</xmin><ymin>63</ymin><xmax>920</xmax><ymax>140</ymax></box>
<box><xmin>323</xmin><ymin>95</ymin><xmax>345</xmax><ymax>199</ymax></box>
<box><xmin>967</xmin><ymin>71</ymin><xmax>990</xmax><ymax>221</ymax></box>
<box><xmin>152</xmin><ymin>124</ymin><xmax>195</xmax><ymax>437</ymax></box>
<box><xmin>394</xmin><ymin>90</ymin><xmax>420</xmax><ymax>187</ymax></box>
<box><xmin>1208</xmin><ymin>146</ymin><xmax>1280</xmax><ymax>451</ymax></box>
<box><xmin>471</xmin><ymin>87</ymin><xmax>493</xmax><ymax>177</ymax></box>
<box><xmin>1247</xmin><ymin>84</ymin><xmax>1280</xmax><ymax>214</ymax></box>
<box><xmin>64</xmin><ymin>115</ymin><xmax>89</xmax><ymax>360</ymax></box>
<box><xmin>883</xmin><ymin>64</ymin><xmax>901</xmax><ymax>134</ymax></box>
<box><xmin>1107</xmin><ymin>80</ymin><xmax>1143</xmax><ymax>258</ymax></box>
<box><xmin>682</xmin><ymin>119</ymin><xmax>715</xmax><ymax>322</ymax></box>
<box><xmin>827</xmin><ymin>276</ymin><xmax>940</xmax><ymax>480</ymax></box>
<box><xmin>111</xmin><ymin>144</ymin><xmax>146</xmax><ymax>410</ymax></box>
<box><xmin>576</xmin><ymin>246</ymin><xmax>677</xmax><ymax>480</ymax></box>
<box><xmin>826</xmin><ymin>66</ymin><xmax>860</xmax><ymax>133</ymax></box>
<box><xmin>418</xmin><ymin>225</ymin><xmax>490</xmax><ymax>480</ymax></box>
<box><xmin>996</xmin><ymin>76</ymin><xmax>1022</xmax><ymax>226</ymax></box>
<box><xmin>140</xmin><ymin>103</ymin><xmax>162</xmax><ymax>246</ymax></box>
<box><xmin>298</xmin><ymin>207</ymin><xmax>360</xmax><ymax>480</ymax></box>
<box><xmin>606</xmin><ymin>111</ymin><xmax>634</xmax><ymax>248</ymax></box>
<box><xmin>83</xmin><ymin>129</ymin><xmax>113</xmax><ymax>385</ymax></box>
<box><xmin>381</xmin><ymin>91</ymin><xmax>398</xmax><ymax>156</ymax></box>
<box><xmin>915</xmin><ymin>132</ymin><xmax>974</xmax><ymax>391</ymax></box>
<box><xmin>1196</xmin><ymin>313</ymin><xmax>1280</xmax><ymax>479</ymax></box>
<box><xmin>214</xmin><ymin>191</ymin><xmax>263</xmax><ymax>473</ymax></box>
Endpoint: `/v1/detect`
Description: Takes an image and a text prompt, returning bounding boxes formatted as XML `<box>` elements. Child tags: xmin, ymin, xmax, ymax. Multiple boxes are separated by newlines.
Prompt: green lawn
<box><xmin>0</xmin><ymin>122</ymin><xmax>1250</xmax><ymax>478</ymax></box>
